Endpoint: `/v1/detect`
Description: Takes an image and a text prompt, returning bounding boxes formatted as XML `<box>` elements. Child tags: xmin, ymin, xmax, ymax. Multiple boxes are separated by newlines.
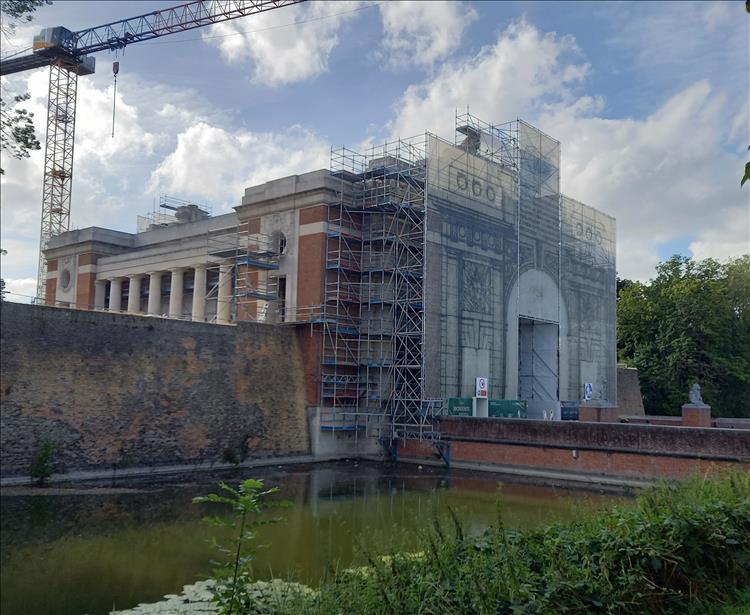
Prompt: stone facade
<box><xmin>0</xmin><ymin>302</ymin><xmax>310</xmax><ymax>477</ymax></box>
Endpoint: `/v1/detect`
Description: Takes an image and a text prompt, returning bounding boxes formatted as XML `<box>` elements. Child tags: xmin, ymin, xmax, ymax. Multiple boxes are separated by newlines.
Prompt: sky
<box><xmin>1</xmin><ymin>0</ymin><xmax>748</xmax><ymax>301</ymax></box>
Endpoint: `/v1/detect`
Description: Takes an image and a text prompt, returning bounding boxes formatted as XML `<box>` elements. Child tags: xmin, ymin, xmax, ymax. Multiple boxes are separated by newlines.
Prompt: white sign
<box><xmin>584</xmin><ymin>383</ymin><xmax>593</xmax><ymax>401</ymax></box>
<box><xmin>476</xmin><ymin>377</ymin><xmax>488</xmax><ymax>398</ymax></box>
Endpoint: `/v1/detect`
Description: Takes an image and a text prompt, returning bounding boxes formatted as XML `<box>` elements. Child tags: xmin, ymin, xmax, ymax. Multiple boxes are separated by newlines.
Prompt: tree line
<box><xmin>618</xmin><ymin>254</ymin><xmax>750</xmax><ymax>418</ymax></box>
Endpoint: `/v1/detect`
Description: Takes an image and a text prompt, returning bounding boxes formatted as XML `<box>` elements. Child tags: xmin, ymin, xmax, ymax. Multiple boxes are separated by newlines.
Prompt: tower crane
<box><xmin>0</xmin><ymin>0</ymin><xmax>304</xmax><ymax>301</ymax></box>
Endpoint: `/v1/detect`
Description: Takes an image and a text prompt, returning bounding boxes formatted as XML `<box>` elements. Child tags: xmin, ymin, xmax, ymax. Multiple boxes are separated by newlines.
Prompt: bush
<box><xmin>30</xmin><ymin>439</ymin><xmax>54</xmax><ymax>485</ymax></box>
<box><xmin>302</xmin><ymin>471</ymin><xmax>750</xmax><ymax>615</ymax></box>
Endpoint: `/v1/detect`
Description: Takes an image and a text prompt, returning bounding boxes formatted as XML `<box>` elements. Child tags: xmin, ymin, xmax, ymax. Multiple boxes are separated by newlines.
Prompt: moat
<box><xmin>0</xmin><ymin>461</ymin><xmax>624</xmax><ymax>615</ymax></box>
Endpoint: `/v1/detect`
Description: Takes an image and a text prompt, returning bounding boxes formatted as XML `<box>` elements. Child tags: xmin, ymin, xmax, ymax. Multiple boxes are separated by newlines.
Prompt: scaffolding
<box><xmin>307</xmin><ymin>112</ymin><xmax>615</xmax><ymax>442</ymax></box>
<box><xmin>235</xmin><ymin>229</ymin><xmax>281</xmax><ymax>322</ymax></box>
<box><xmin>323</xmin><ymin>135</ymin><xmax>438</xmax><ymax>442</ymax></box>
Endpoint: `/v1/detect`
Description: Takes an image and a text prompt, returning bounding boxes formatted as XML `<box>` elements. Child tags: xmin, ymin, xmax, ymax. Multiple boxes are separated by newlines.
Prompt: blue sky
<box><xmin>1</xmin><ymin>0</ymin><xmax>748</xmax><ymax>299</ymax></box>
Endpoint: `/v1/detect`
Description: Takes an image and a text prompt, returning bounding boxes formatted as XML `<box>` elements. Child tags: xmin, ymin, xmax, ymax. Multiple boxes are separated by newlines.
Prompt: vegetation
<box><xmin>193</xmin><ymin>479</ymin><xmax>291</xmax><ymax>615</ymax></box>
<box><xmin>29</xmin><ymin>439</ymin><xmax>54</xmax><ymax>484</ymax></box>
<box><xmin>301</xmin><ymin>471</ymin><xmax>749</xmax><ymax>615</ymax></box>
<box><xmin>617</xmin><ymin>255</ymin><xmax>750</xmax><ymax>417</ymax></box>
<box><xmin>196</xmin><ymin>472</ymin><xmax>749</xmax><ymax>615</ymax></box>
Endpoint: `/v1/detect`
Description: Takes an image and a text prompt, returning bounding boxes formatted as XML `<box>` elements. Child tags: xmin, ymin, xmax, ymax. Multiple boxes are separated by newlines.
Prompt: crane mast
<box><xmin>0</xmin><ymin>0</ymin><xmax>304</xmax><ymax>302</ymax></box>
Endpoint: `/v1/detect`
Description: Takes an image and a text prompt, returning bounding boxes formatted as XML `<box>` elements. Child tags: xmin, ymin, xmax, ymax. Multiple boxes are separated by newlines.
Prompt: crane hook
<box><xmin>111</xmin><ymin>61</ymin><xmax>120</xmax><ymax>139</ymax></box>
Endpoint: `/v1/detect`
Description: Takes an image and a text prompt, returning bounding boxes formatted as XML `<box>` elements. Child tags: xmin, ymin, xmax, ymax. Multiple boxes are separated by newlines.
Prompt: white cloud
<box><xmin>538</xmin><ymin>82</ymin><xmax>748</xmax><ymax>280</ymax></box>
<box><xmin>147</xmin><ymin>122</ymin><xmax>330</xmax><ymax>206</ymax></box>
<box><xmin>2</xmin><ymin>278</ymin><xmax>36</xmax><ymax>303</ymax></box>
<box><xmin>0</xmin><ymin>68</ymin><xmax>222</xmax><ymax>284</ymax></box>
<box><xmin>385</xmin><ymin>19</ymin><xmax>748</xmax><ymax>280</ymax></box>
<box><xmin>202</xmin><ymin>1</ymin><xmax>360</xmax><ymax>86</ymax></box>
<box><xmin>388</xmin><ymin>18</ymin><xmax>589</xmax><ymax>140</ymax></box>
<box><xmin>377</xmin><ymin>1</ymin><xmax>477</xmax><ymax>69</ymax></box>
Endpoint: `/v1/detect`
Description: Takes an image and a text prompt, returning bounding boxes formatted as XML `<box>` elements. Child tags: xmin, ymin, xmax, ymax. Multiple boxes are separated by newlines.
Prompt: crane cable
<box><xmin>111</xmin><ymin>61</ymin><xmax>119</xmax><ymax>138</ymax></box>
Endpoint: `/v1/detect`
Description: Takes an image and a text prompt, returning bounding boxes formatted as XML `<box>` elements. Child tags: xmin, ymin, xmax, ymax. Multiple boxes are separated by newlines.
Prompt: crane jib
<box><xmin>0</xmin><ymin>0</ymin><xmax>305</xmax><ymax>303</ymax></box>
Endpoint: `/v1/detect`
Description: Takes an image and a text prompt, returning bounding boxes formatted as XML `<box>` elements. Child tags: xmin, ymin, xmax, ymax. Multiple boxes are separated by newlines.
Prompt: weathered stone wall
<box><xmin>0</xmin><ymin>302</ymin><xmax>310</xmax><ymax>477</ymax></box>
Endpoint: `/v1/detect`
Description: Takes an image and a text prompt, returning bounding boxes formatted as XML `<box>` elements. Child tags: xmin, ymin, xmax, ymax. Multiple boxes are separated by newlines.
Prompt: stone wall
<box><xmin>401</xmin><ymin>417</ymin><xmax>750</xmax><ymax>480</ymax></box>
<box><xmin>616</xmin><ymin>366</ymin><xmax>644</xmax><ymax>414</ymax></box>
<box><xmin>0</xmin><ymin>302</ymin><xmax>310</xmax><ymax>478</ymax></box>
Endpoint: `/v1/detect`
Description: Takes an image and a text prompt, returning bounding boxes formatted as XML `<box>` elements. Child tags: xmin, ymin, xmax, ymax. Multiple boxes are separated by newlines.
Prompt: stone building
<box><xmin>44</xmin><ymin>114</ymin><xmax>617</xmax><ymax>437</ymax></box>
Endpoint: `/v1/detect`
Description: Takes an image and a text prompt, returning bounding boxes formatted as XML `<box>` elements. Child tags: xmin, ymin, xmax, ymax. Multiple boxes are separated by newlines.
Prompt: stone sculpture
<box><xmin>688</xmin><ymin>383</ymin><xmax>704</xmax><ymax>405</ymax></box>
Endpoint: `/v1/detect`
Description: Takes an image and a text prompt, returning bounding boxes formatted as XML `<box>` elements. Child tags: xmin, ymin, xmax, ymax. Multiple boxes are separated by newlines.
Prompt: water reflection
<box><xmin>0</xmin><ymin>461</ymin><xmax>622</xmax><ymax>615</ymax></box>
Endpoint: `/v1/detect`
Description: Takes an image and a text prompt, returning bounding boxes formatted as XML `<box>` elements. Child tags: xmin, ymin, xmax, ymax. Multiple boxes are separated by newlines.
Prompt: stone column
<box><xmin>109</xmin><ymin>278</ymin><xmax>123</xmax><ymax>312</ymax></box>
<box><xmin>168</xmin><ymin>268</ymin><xmax>184</xmax><ymax>319</ymax></box>
<box><xmin>127</xmin><ymin>275</ymin><xmax>143</xmax><ymax>313</ymax></box>
<box><xmin>192</xmin><ymin>265</ymin><xmax>207</xmax><ymax>322</ymax></box>
<box><xmin>147</xmin><ymin>271</ymin><xmax>162</xmax><ymax>316</ymax></box>
<box><xmin>94</xmin><ymin>280</ymin><xmax>107</xmax><ymax>310</ymax></box>
<box><xmin>217</xmin><ymin>263</ymin><xmax>233</xmax><ymax>324</ymax></box>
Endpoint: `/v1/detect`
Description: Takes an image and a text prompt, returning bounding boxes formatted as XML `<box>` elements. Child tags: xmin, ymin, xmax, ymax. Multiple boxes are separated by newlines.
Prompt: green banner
<box><xmin>447</xmin><ymin>398</ymin><xmax>527</xmax><ymax>418</ymax></box>
<box><xmin>488</xmin><ymin>399</ymin><xmax>527</xmax><ymax>418</ymax></box>
<box><xmin>447</xmin><ymin>397</ymin><xmax>474</xmax><ymax>416</ymax></box>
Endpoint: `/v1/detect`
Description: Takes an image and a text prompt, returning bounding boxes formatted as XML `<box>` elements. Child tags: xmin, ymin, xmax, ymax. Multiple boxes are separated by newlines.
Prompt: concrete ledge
<box><xmin>0</xmin><ymin>454</ymin><xmax>357</xmax><ymax>487</ymax></box>
<box><xmin>398</xmin><ymin>456</ymin><xmax>654</xmax><ymax>490</ymax></box>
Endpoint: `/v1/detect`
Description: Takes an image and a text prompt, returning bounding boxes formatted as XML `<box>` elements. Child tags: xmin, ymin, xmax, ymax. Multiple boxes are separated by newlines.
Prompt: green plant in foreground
<box><xmin>193</xmin><ymin>479</ymin><xmax>291</xmax><ymax>615</ymax></box>
<box><xmin>304</xmin><ymin>471</ymin><xmax>750</xmax><ymax>615</ymax></box>
<box><xmin>30</xmin><ymin>439</ymin><xmax>54</xmax><ymax>485</ymax></box>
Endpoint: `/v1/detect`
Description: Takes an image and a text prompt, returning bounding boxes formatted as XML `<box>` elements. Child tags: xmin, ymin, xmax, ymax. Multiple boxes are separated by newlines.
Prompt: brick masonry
<box><xmin>0</xmin><ymin>302</ymin><xmax>310</xmax><ymax>477</ymax></box>
<box><xmin>401</xmin><ymin>417</ymin><xmax>750</xmax><ymax>480</ymax></box>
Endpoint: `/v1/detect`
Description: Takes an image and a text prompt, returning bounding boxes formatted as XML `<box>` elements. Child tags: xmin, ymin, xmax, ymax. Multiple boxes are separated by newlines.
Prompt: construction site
<box><xmin>2</xmin><ymin>0</ymin><xmax>618</xmax><ymax>455</ymax></box>
<box><xmin>40</xmin><ymin>111</ymin><xmax>618</xmax><ymax>449</ymax></box>
<box><xmin>3</xmin><ymin>3</ymin><xmax>750</xmax><ymax>614</ymax></box>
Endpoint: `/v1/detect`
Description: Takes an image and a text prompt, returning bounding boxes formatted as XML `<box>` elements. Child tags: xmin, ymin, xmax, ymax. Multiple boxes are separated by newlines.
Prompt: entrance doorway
<box><xmin>518</xmin><ymin>317</ymin><xmax>559</xmax><ymax>407</ymax></box>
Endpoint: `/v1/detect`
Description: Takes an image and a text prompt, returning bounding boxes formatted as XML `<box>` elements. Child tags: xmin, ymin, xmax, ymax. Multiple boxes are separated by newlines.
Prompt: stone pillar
<box><xmin>682</xmin><ymin>404</ymin><xmax>712</xmax><ymax>428</ymax></box>
<box><xmin>192</xmin><ymin>265</ymin><xmax>207</xmax><ymax>322</ymax></box>
<box><xmin>127</xmin><ymin>275</ymin><xmax>143</xmax><ymax>313</ymax></box>
<box><xmin>169</xmin><ymin>268</ymin><xmax>184</xmax><ymax>319</ymax></box>
<box><xmin>94</xmin><ymin>280</ymin><xmax>107</xmax><ymax>310</ymax></box>
<box><xmin>217</xmin><ymin>263</ymin><xmax>233</xmax><ymax>325</ymax></box>
<box><xmin>147</xmin><ymin>272</ymin><xmax>162</xmax><ymax>316</ymax></box>
<box><xmin>109</xmin><ymin>278</ymin><xmax>123</xmax><ymax>312</ymax></box>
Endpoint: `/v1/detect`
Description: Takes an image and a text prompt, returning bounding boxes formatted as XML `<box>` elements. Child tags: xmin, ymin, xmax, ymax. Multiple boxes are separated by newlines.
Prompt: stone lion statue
<box><xmin>689</xmin><ymin>383</ymin><xmax>704</xmax><ymax>405</ymax></box>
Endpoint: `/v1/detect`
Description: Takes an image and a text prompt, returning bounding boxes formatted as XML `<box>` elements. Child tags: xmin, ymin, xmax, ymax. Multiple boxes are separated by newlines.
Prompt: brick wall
<box><xmin>401</xmin><ymin>417</ymin><xmax>750</xmax><ymax>480</ymax></box>
<box><xmin>0</xmin><ymin>302</ymin><xmax>310</xmax><ymax>477</ymax></box>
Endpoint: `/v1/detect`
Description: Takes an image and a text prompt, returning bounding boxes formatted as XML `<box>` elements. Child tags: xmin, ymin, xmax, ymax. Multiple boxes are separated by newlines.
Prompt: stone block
<box><xmin>682</xmin><ymin>404</ymin><xmax>712</xmax><ymax>428</ymax></box>
<box><xmin>579</xmin><ymin>406</ymin><xmax>600</xmax><ymax>422</ymax></box>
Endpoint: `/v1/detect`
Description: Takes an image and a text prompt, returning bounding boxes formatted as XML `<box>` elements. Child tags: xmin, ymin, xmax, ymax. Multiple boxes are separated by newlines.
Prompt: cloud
<box><xmin>202</xmin><ymin>1</ymin><xmax>361</xmax><ymax>86</ymax></box>
<box><xmin>147</xmin><ymin>122</ymin><xmax>330</xmax><ymax>207</ymax></box>
<box><xmin>538</xmin><ymin>81</ymin><xmax>748</xmax><ymax>280</ymax></box>
<box><xmin>377</xmin><ymin>1</ymin><xmax>477</xmax><ymax>69</ymax></box>
<box><xmin>384</xmin><ymin>18</ymin><xmax>748</xmax><ymax>280</ymax></box>
<box><xmin>387</xmin><ymin>18</ymin><xmax>589</xmax><ymax>140</ymax></box>
<box><xmin>601</xmin><ymin>0</ymin><xmax>747</xmax><ymax>133</ymax></box>
<box><xmin>2</xmin><ymin>278</ymin><xmax>36</xmax><ymax>303</ymax></box>
<box><xmin>0</xmin><ymin>68</ymin><xmax>221</xmax><ymax>284</ymax></box>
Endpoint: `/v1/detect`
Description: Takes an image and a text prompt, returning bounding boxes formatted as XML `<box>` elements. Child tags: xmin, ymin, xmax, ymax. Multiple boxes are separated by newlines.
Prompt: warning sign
<box><xmin>476</xmin><ymin>377</ymin><xmax>488</xmax><ymax>398</ymax></box>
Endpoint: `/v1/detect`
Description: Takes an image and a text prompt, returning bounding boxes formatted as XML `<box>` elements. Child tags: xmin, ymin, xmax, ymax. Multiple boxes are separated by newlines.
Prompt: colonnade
<box><xmin>95</xmin><ymin>263</ymin><xmax>234</xmax><ymax>324</ymax></box>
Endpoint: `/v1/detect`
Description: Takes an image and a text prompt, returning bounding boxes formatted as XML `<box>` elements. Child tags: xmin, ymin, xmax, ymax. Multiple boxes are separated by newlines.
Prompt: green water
<box><xmin>0</xmin><ymin>461</ymin><xmax>623</xmax><ymax>615</ymax></box>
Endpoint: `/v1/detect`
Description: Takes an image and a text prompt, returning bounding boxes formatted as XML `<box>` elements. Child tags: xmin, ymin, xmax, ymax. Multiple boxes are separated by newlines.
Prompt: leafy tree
<box><xmin>618</xmin><ymin>255</ymin><xmax>750</xmax><ymax>417</ymax></box>
<box><xmin>0</xmin><ymin>0</ymin><xmax>51</xmax><ymax>174</ymax></box>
